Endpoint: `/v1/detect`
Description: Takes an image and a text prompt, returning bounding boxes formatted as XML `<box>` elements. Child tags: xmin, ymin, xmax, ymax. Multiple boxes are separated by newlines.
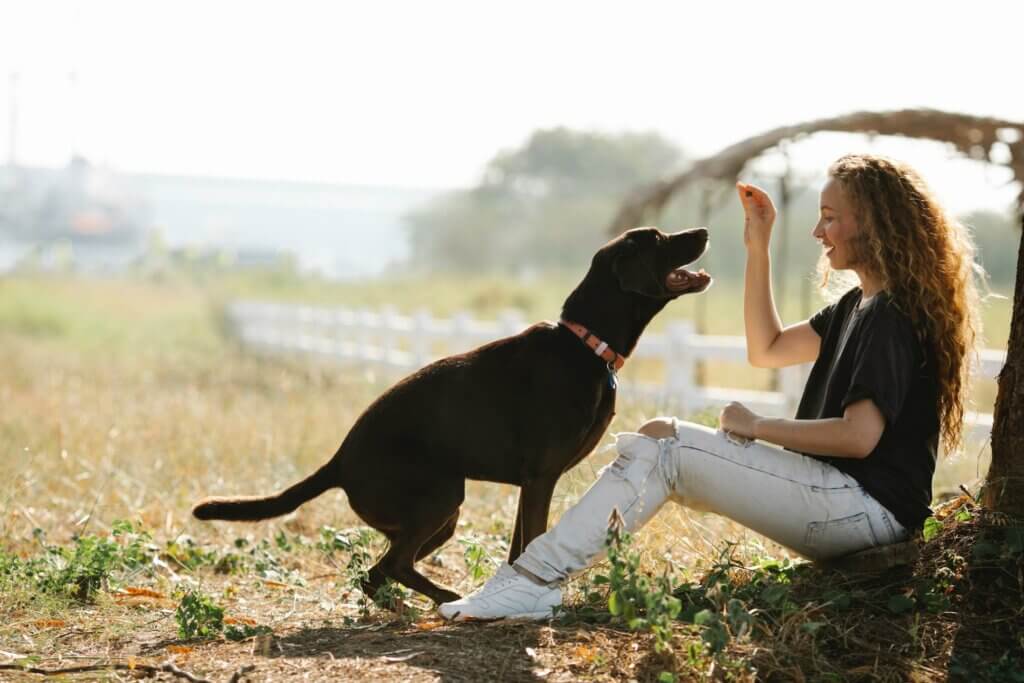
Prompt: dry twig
<box><xmin>0</xmin><ymin>660</ymin><xmax>256</xmax><ymax>683</ymax></box>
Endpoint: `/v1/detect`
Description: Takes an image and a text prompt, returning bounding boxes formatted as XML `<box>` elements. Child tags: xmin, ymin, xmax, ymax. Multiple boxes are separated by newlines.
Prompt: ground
<box><xmin>0</xmin><ymin>274</ymin><xmax>1020</xmax><ymax>681</ymax></box>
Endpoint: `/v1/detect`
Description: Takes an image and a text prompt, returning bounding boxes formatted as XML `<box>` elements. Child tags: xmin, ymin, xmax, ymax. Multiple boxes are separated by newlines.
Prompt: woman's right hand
<box><xmin>736</xmin><ymin>181</ymin><xmax>776</xmax><ymax>253</ymax></box>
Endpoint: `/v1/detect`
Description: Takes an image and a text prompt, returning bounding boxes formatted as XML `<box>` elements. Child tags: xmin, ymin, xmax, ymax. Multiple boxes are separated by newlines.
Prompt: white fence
<box><xmin>226</xmin><ymin>301</ymin><xmax>1005</xmax><ymax>442</ymax></box>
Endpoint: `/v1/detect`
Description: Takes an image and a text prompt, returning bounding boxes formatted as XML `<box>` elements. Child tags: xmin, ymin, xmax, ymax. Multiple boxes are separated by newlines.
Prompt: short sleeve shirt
<box><xmin>791</xmin><ymin>287</ymin><xmax>939</xmax><ymax>530</ymax></box>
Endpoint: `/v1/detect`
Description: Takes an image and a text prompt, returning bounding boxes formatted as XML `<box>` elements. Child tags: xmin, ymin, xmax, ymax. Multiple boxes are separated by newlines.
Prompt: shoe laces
<box><xmin>481</xmin><ymin>565</ymin><xmax>520</xmax><ymax>594</ymax></box>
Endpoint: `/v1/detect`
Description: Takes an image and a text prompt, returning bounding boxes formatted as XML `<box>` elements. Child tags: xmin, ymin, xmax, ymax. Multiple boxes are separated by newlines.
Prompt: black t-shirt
<box><xmin>790</xmin><ymin>287</ymin><xmax>939</xmax><ymax>530</ymax></box>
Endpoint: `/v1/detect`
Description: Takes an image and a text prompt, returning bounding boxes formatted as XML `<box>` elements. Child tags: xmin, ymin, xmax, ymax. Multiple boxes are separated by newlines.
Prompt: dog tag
<box><xmin>607</xmin><ymin>363</ymin><xmax>618</xmax><ymax>390</ymax></box>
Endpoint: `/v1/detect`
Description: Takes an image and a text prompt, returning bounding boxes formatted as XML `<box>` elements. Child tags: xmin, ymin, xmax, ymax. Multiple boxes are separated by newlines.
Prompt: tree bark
<box><xmin>984</xmin><ymin>212</ymin><xmax>1024</xmax><ymax>516</ymax></box>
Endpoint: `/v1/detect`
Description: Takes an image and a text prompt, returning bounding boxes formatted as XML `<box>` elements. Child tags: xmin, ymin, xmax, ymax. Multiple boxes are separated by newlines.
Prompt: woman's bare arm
<box><xmin>753</xmin><ymin>399</ymin><xmax>886</xmax><ymax>458</ymax></box>
<box><xmin>738</xmin><ymin>182</ymin><xmax>821</xmax><ymax>368</ymax></box>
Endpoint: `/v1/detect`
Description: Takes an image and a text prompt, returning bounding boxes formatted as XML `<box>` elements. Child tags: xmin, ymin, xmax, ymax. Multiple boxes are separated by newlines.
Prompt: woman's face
<box><xmin>813</xmin><ymin>177</ymin><xmax>863</xmax><ymax>270</ymax></box>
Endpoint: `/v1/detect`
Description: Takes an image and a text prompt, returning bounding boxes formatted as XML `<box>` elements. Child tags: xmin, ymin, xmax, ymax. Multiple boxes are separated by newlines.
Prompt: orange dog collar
<box><xmin>558</xmin><ymin>319</ymin><xmax>627</xmax><ymax>372</ymax></box>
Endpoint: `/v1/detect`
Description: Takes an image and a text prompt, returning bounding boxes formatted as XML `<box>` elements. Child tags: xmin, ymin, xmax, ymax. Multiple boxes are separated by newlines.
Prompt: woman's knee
<box><xmin>638</xmin><ymin>417</ymin><xmax>677</xmax><ymax>439</ymax></box>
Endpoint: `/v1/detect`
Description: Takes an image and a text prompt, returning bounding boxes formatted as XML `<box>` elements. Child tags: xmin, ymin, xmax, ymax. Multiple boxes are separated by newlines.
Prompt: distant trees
<box><xmin>405</xmin><ymin>129</ymin><xmax>1021</xmax><ymax>288</ymax></box>
<box><xmin>405</xmin><ymin>128</ymin><xmax>686</xmax><ymax>273</ymax></box>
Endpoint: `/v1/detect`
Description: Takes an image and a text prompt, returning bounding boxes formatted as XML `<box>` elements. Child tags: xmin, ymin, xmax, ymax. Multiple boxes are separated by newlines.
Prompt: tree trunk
<box><xmin>983</xmin><ymin>212</ymin><xmax>1024</xmax><ymax>516</ymax></box>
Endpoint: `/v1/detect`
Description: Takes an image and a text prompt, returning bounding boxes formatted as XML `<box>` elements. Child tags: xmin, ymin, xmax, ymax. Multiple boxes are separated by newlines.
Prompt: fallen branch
<box><xmin>0</xmin><ymin>660</ymin><xmax>256</xmax><ymax>682</ymax></box>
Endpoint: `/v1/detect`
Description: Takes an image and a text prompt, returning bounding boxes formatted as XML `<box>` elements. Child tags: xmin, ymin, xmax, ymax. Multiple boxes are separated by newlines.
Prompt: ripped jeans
<box><xmin>514</xmin><ymin>419</ymin><xmax>908</xmax><ymax>585</ymax></box>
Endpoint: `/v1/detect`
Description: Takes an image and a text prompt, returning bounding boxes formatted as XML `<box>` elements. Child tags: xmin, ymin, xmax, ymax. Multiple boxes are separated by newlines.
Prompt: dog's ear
<box><xmin>612</xmin><ymin>241</ymin><xmax>662</xmax><ymax>297</ymax></box>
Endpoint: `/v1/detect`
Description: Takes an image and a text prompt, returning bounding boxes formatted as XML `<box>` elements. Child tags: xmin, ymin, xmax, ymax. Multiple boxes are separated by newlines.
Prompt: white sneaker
<box><xmin>437</xmin><ymin>563</ymin><xmax>562</xmax><ymax>621</ymax></box>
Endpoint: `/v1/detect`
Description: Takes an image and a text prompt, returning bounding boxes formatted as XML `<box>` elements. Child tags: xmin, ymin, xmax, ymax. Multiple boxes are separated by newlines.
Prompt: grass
<box><xmin>0</xmin><ymin>270</ymin><xmax>1019</xmax><ymax>681</ymax></box>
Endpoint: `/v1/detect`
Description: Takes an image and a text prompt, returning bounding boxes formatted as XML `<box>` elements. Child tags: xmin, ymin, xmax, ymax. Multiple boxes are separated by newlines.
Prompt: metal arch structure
<box><xmin>608</xmin><ymin>108</ymin><xmax>1024</xmax><ymax>235</ymax></box>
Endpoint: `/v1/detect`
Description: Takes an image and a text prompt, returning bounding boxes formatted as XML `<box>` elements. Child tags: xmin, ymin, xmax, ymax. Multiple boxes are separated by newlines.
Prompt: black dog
<box><xmin>193</xmin><ymin>227</ymin><xmax>711</xmax><ymax>604</ymax></box>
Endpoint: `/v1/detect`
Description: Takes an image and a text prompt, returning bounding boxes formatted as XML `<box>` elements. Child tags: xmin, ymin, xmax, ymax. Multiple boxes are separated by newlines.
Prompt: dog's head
<box><xmin>561</xmin><ymin>226</ymin><xmax>711</xmax><ymax>357</ymax></box>
<box><xmin>603</xmin><ymin>226</ymin><xmax>712</xmax><ymax>299</ymax></box>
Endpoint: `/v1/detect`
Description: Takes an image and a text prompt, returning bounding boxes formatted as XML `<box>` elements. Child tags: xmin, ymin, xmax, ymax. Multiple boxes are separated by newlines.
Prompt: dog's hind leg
<box><xmin>367</xmin><ymin>517</ymin><xmax>462</xmax><ymax>605</ymax></box>
<box><xmin>415</xmin><ymin>510</ymin><xmax>460</xmax><ymax>562</ymax></box>
<box><xmin>363</xmin><ymin>511</ymin><xmax>459</xmax><ymax>598</ymax></box>
<box><xmin>356</xmin><ymin>480</ymin><xmax>464</xmax><ymax>605</ymax></box>
<box><xmin>361</xmin><ymin>510</ymin><xmax>460</xmax><ymax>598</ymax></box>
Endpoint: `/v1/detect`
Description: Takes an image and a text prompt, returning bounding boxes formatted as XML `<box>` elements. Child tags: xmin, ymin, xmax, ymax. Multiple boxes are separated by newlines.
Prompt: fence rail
<box><xmin>226</xmin><ymin>301</ymin><xmax>1005</xmax><ymax>442</ymax></box>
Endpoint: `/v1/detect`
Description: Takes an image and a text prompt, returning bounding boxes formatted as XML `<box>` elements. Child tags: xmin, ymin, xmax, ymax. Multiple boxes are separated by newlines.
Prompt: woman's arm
<box><xmin>738</xmin><ymin>182</ymin><xmax>822</xmax><ymax>367</ymax></box>
<box><xmin>721</xmin><ymin>399</ymin><xmax>886</xmax><ymax>459</ymax></box>
<box><xmin>737</xmin><ymin>183</ymin><xmax>785</xmax><ymax>365</ymax></box>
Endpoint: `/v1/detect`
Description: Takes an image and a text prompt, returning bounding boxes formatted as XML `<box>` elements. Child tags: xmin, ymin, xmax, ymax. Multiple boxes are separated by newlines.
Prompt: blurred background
<box><xmin>1</xmin><ymin>1</ymin><xmax>1021</xmax><ymax>546</ymax></box>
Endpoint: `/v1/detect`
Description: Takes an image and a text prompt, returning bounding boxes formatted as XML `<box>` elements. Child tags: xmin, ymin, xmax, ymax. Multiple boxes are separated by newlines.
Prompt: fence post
<box><xmin>357</xmin><ymin>308</ymin><xmax>376</xmax><ymax>361</ymax></box>
<box><xmin>329</xmin><ymin>307</ymin><xmax>348</xmax><ymax>360</ymax></box>
<box><xmin>412</xmin><ymin>308</ymin><xmax>432</xmax><ymax>369</ymax></box>
<box><xmin>451</xmin><ymin>311</ymin><xmax>472</xmax><ymax>354</ymax></box>
<box><xmin>667</xmin><ymin>321</ymin><xmax>695</xmax><ymax>418</ymax></box>
<box><xmin>380</xmin><ymin>306</ymin><xmax>399</xmax><ymax>367</ymax></box>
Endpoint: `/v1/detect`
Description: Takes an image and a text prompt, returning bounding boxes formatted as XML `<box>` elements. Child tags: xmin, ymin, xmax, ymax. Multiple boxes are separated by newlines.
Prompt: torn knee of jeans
<box><xmin>637</xmin><ymin>417</ymin><xmax>677</xmax><ymax>440</ymax></box>
<box><xmin>670</xmin><ymin>416</ymin><xmax>683</xmax><ymax>441</ymax></box>
<box><xmin>612</xmin><ymin>432</ymin><xmax>663</xmax><ymax>459</ymax></box>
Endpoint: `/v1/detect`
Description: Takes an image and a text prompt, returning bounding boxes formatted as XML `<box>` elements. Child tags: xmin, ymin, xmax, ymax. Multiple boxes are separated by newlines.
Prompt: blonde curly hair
<box><xmin>816</xmin><ymin>154</ymin><xmax>983</xmax><ymax>457</ymax></box>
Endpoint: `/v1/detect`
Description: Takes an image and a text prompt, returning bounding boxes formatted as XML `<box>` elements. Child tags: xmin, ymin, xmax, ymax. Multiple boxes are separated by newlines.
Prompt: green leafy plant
<box><xmin>163</xmin><ymin>537</ymin><xmax>219</xmax><ymax>572</ymax></box>
<box><xmin>597</xmin><ymin>519</ymin><xmax>681</xmax><ymax>657</ymax></box>
<box><xmin>317</xmin><ymin>527</ymin><xmax>389</xmax><ymax>618</ymax></box>
<box><xmin>459</xmin><ymin>537</ymin><xmax>493</xmax><ymax>582</ymax></box>
<box><xmin>175</xmin><ymin>589</ymin><xmax>225</xmax><ymax>639</ymax></box>
<box><xmin>922</xmin><ymin>516</ymin><xmax>942</xmax><ymax>541</ymax></box>
<box><xmin>31</xmin><ymin>521</ymin><xmax>154</xmax><ymax>602</ymax></box>
<box><xmin>225</xmin><ymin>623</ymin><xmax>273</xmax><ymax>641</ymax></box>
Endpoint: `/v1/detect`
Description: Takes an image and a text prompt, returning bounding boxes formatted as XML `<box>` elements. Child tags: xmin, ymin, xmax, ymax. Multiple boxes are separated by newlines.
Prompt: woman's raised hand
<box><xmin>736</xmin><ymin>182</ymin><xmax>776</xmax><ymax>254</ymax></box>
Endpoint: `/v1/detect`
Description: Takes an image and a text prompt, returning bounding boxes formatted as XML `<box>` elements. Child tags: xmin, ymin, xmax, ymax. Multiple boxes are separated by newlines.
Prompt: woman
<box><xmin>439</xmin><ymin>153</ymin><xmax>981</xmax><ymax>621</ymax></box>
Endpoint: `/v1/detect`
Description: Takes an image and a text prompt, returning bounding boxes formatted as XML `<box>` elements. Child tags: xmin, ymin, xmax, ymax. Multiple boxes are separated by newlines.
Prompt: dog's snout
<box><xmin>667</xmin><ymin>227</ymin><xmax>709</xmax><ymax>257</ymax></box>
<box><xmin>668</xmin><ymin>227</ymin><xmax>708</xmax><ymax>244</ymax></box>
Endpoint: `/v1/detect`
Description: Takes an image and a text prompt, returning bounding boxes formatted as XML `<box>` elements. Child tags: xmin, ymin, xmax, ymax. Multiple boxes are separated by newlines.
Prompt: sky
<box><xmin>1</xmin><ymin>0</ymin><xmax>1022</xmax><ymax>212</ymax></box>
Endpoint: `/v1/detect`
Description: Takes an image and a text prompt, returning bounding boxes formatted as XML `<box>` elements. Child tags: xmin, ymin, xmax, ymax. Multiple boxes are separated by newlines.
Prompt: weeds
<box><xmin>175</xmin><ymin>589</ymin><xmax>225</xmax><ymax>639</ymax></box>
<box><xmin>597</xmin><ymin>522</ymin><xmax>680</xmax><ymax>655</ymax></box>
<box><xmin>2</xmin><ymin>521</ymin><xmax>156</xmax><ymax>604</ymax></box>
<box><xmin>459</xmin><ymin>536</ymin><xmax>496</xmax><ymax>583</ymax></box>
<box><xmin>174</xmin><ymin>588</ymin><xmax>274</xmax><ymax>641</ymax></box>
<box><xmin>317</xmin><ymin>526</ymin><xmax>413</xmax><ymax>620</ymax></box>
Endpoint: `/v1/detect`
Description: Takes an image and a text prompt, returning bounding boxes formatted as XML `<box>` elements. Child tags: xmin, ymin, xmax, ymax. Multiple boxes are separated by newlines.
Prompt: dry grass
<box><xmin>0</xmin><ymin>273</ymin><xmax>1015</xmax><ymax>681</ymax></box>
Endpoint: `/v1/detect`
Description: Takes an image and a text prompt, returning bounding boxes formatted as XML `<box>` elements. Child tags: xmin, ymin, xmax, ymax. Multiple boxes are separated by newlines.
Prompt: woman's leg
<box><xmin>512</xmin><ymin>429</ymin><xmax>682</xmax><ymax>584</ymax></box>
<box><xmin>440</xmin><ymin>417</ymin><xmax>907</xmax><ymax>619</ymax></box>
<box><xmin>656</xmin><ymin>420</ymin><xmax>908</xmax><ymax>560</ymax></box>
<box><xmin>438</xmin><ymin>424</ymin><xmax>680</xmax><ymax>620</ymax></box>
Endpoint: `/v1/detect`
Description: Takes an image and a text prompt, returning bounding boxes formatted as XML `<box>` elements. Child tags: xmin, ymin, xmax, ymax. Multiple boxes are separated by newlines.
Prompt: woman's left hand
<box><xmin>719</xmin><ymin>401</ymin><xmax>761</xmax><ymax>439</ymax></box>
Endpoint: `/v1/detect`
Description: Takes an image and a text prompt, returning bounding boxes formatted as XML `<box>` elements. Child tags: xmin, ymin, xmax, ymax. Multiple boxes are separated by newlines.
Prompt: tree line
<box><xmin>404</xmin><ymin>128</ymin><xmax>1020</xmax><ymax>286</ymax></box>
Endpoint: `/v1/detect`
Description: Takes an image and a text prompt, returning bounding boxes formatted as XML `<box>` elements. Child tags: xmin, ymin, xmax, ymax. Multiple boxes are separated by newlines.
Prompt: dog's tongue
<box><xmin>666</xmin><ymin>267</ymin><xmax>711</xmax><ymax>292</ymax></box>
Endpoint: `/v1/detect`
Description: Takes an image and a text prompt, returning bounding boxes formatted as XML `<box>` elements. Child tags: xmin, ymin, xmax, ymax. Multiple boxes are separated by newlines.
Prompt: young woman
<box><xmin>439</xmin><ymin>153</ymin><xmax>981</xmax><ymax>621</ymax></box>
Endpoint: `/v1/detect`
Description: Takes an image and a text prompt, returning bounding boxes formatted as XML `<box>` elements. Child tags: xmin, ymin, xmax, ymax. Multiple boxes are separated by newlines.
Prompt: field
<box><xmin>0</xmin><ymin>272</ymin><xmax>1019</xmax><ymax>681</ymax></box>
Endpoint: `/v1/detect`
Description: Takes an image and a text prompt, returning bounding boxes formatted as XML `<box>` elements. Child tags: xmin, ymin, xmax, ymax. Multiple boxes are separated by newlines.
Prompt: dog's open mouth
<box><xmin>666</xmin><ymin>266</ymin><xmax>712</xmax><ymax>293</ymax></box>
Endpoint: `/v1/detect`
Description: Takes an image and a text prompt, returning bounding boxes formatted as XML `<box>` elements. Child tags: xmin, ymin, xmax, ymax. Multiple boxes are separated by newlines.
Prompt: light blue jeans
<box><xmin>515</xmin><ymin>419</ymin><xmax>909</xmax><ymax>584</ymax></box>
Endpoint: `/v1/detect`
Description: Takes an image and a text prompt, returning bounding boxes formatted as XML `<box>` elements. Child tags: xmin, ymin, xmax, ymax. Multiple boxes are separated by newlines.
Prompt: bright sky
<box><xmin>2</xmin><ymin>0</ymin><xmax>1022</xmax><ymax>212</ymax></box>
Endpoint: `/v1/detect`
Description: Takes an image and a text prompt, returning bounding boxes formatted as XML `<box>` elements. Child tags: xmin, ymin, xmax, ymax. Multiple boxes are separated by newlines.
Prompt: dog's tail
<box><xmin>192</xmin><ymin>461</ymin><xmax>336</xmax><ymax>522</ymax></box>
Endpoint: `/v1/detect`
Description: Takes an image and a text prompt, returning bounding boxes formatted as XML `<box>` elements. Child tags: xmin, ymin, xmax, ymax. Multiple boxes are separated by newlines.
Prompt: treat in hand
<box><xmin>736</xmin><ymin>181</ymin><xmax>777</xmax><ymax>252</ymax></box>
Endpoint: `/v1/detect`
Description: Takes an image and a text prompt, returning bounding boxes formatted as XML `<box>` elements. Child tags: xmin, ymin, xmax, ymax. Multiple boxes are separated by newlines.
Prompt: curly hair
<box><xmin>815</xmin><ymin>154</ymin><xmax>983</xmax><ymax>457</ymax></box>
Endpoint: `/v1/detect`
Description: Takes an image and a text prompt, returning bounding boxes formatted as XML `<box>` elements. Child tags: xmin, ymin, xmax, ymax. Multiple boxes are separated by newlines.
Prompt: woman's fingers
<box><xmin>735</xmin><ymin>181</ymin><xmax>753</xmax><ymax>204</ymax></box>
<box><xmin>738</xmin><ymin>181</ymin><xmax>775</xmax><ymax>251</ymax></box>
<box><xmin>737</xmin><ymin>183</ymin><xmax>777</xmax><ymax>220</ymax></box>
<box><xmin>737</xmin><ymin>182</ymin><xmax>770</xmax><ymax>206</ymax></box>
